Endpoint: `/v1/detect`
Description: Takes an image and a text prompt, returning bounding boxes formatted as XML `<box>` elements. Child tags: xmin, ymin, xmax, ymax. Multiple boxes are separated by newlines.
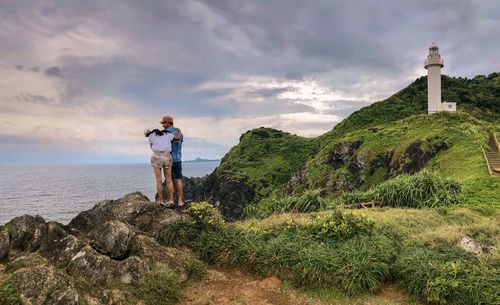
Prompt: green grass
<box><xmin>0</xmin><ymin>276</ymin><xmax>19</xmax><ymax>305</ymax></box>
<box><xmin>343</xmin><ymin>170</ymin><xmax>464</xmax><ymax>208</ymax></box>
<box><xmin>156</xmin><ymin>218</ymin><xmax>197</xmax><ymax>247</ymax></box>
<box><xmin>192</xmin><ymin>208</ymin><xmax>396</xmax><ymax>296</ymax></box>
<box><xmin>184</xmin><ymin>259</ymin><xmax>206</xmax><ymax>281</ymax></box>
<box><xmin>132</xmin><ymin>266</ymin><xmax>182</xmax><ymax>305</ymax></box>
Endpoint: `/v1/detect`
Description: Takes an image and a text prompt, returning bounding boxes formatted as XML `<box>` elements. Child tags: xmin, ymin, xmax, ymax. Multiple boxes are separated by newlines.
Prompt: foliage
<box><xmin>0</xmin><ymin>276</ymin><xmax>19</xmax><ymax>305</ymax></box>
<box><xmin>302</xmin><ymin>210</ymin><xmax>374</xmax><ymax>242</ymax></box>
<box><xmin>133</xmin><ymin>266</ymin><xmax>182</xmax><ymax>305</ymax></box>
<box><xmin>193</xmin><ymin>221</ymin><xmax>394</xmax><ymax>296</ymax></box>
<box><xmin>394</xmin><ymin>246</ymin><xmax>499</xmax><ymax>305</ymax></box>
<box><xmin>186</xmin><ymin>202</ymin><xmax>225</xmax><ymax>230</ymax></box>
<box><xmin>343</xmin><ymin>170</ymin><xmax>464</xmax><ymax>208</ymax></box>
<box><xmin>216</xmin><ymin>127</ymin><xmax>316</xmax><ymax>201</ymax></box>
<box><xmin>156</xmin><ymin>218</ymin><xmax>197</xmax><ymax>247</ymax></box>
<box><xmin>245</xmin><ymin>189</ymin><xmax>327</xmax><ymax>218</ymax></box>
<box><xmin>184</xmin><ymin>259</ymin><xmax>206</xmax><ymax>281</ymax></box>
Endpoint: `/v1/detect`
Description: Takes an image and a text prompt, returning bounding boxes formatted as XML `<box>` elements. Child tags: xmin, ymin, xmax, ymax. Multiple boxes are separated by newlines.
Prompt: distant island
<box><xmin>184</xmin><ymin>157</ymin><xmax>220</xmax><ymax>163</ymax></box>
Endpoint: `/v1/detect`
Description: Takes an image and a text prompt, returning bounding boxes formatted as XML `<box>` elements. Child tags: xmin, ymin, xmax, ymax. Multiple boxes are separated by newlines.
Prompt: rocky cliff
<box><xmin>0</xmin><ymin>193</ymin><xmax>197</xmax><ymax>305</ymax></box>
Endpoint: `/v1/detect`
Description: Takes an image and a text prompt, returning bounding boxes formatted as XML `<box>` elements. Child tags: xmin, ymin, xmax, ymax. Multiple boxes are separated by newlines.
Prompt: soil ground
<box><xmin>177</xmin><ymin>266</ymin><xmax>421</xmax><ymax>305</ymax></box>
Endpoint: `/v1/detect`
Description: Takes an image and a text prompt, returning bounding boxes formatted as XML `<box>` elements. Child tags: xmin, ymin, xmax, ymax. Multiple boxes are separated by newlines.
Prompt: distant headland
<box><xmin>184</xmin><ymin>157</ymin><xmax>221</xmax><ymax>163</ymax></box>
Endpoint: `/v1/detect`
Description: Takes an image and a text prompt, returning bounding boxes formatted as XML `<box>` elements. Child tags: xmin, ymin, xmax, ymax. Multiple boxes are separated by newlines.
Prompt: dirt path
<box><xmin>177</xmin><ymin>266</ymin><xmax>419</xmax><ymax>305</ymax></box>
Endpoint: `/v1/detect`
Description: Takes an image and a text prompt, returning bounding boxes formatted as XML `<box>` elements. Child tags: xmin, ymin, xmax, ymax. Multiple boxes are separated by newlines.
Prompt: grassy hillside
<box><xmin>215</xmin><ymin>128</ymin><xmax>316</xmax><ymax>199</ymax></box>
<box><xmin>185</xmin><ymin>73</ymin><xmax>499</xmax><ymax>218</ymax></box>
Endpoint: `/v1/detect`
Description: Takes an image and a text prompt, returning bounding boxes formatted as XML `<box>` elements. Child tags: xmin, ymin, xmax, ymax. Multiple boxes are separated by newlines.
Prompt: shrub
<box><xmin>302</xmin><ymin>210</ymin><xmax>374</xmax><ymax>242</ymax></box>
<box><xmin>186</xmin><ymin>202</ymin><xmax>225</xmax><ymax>230</ymax></box>
<box><xmin>0</xmin><ymin>276</ymin><xmax>19</xmax><ymax>305</ymax></box>
<box><xmin>185</xmin><ymin>259</ymin><xmax>206</xmax><ymax>281</ymax></box>
<box><xmin>133</xmin><ymin>266</ymin><xmax>181</xmax><ymax>305</ymax></box>
<box><xmin>245</xmin><ymin>189</ymin><xmax>326</xmax><ymax>218</ymax></box>
<box><xmin>343</xmin><ymin>170</ymin><xmax>463</xmax><ymax>208</ymax></box>
<box><xmin>394</xmin><ymin>246</ymin><xmax>498</xmax><ymax>305</ymax></box>
<box><xmin>335</xmin><ymin>236</ymin><xmax>395</xmax><ymax>295</ymax></box>
<box><xmin>193</xmin><ymin>224</ymin><xmax>394</xmax><ymax>296</ymax></box>
<box><xmin>156</xmin><ymin>218</ymin><xmax>198</xmax><ymax>247</ymax></box>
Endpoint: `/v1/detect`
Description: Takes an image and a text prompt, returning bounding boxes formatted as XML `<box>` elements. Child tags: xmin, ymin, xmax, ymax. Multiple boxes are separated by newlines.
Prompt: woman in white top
<box><xmin>145</xmin><ymin>128</ymin><xmax>182</xmax><ymax>206</ymax></box>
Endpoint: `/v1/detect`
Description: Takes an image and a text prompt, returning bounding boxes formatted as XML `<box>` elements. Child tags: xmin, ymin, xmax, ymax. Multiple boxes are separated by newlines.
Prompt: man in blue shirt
<box><xmin>160</xmin><ymin>115</ymin><xmax>185</xmax><ymax>207</ymax></box>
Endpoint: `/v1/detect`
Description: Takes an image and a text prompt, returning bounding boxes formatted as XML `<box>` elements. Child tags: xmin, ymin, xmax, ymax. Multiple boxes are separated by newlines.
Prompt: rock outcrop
<box><xmin>0</xmin><ymin>192</ymin><xmax>195</xmax><ymax>305</ymax></box>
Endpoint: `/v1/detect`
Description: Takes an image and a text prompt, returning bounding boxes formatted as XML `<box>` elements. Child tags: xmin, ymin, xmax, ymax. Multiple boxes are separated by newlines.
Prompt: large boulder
<box><xmin>69</xmin><ymin>192</ymin><xmax>182</xmax><ymax>235</ymax></box>
<box><xmin>130</xmin><ymin>234</ymin><xmax>195</xmax><ymax>281</ymax></box>
<box><xmin>13</xmin><ymin>255</ymin><xmax>80</xmax><ymax>305</ymax></box>
<box><xmin>6</xmin><ymin>215</ymin><xmax>46</xmax><ymax>254</ymax></box>
<box><xmin>0</xmin><ymin>229</ymin><xmax>9</xmax><ymax>261</ymax></box>
<box><xmin>92</xmin><ymin>220</ymin><xmax>135</xmax><ymax>259</ymax></box>
<box><xmin>38</xmin><ymin>222</ymin><xmax>85</xmax><ymax>268</ymax></box>
<box><xmin>67</xmin><ymin>245</ymin><xmax>147</xmax><ymax>286</ymax></box>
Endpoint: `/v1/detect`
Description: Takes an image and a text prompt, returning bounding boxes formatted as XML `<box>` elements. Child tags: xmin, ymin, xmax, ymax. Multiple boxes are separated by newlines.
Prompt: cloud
<box><xmin>0</xmin><ymin>0</ymin><xmax>499</xmax><ymax>163</ymax></box>
<box><xmin>44</xmin><ymin>66</ymin><xmax>63</xmax><ymax>78</ymax></box>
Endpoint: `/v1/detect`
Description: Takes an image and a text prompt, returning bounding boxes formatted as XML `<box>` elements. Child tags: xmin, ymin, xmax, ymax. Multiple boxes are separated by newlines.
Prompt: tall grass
<box><xmin>394</xmin><ymin>245</ymin><xmax>499</xmax><ymax>305</ymax></box>
<box><xmin>132</xmin><ymin>266</ymin><xmax>182</xmax><ymax>305</ymax></box>
<box><xmin>343</xmin><ymin>170</ymin><xmax>463</xmax><ymax>208</ymax></box>
<box><xmin>193</xmin><ymin>223</ymin><xmax>394</xmax><ymax>295</ymax></box>
<box><xmin>244</xmin><ymin>189</ymin><xmax>327</xmax><ymax>218</ymax></box>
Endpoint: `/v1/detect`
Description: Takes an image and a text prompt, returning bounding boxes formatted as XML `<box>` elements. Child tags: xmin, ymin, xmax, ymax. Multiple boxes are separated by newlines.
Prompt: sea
<box><xmin>0</xmin><ymin>161</ymin><xmax>219</xmax><ymax>225</ymax></box>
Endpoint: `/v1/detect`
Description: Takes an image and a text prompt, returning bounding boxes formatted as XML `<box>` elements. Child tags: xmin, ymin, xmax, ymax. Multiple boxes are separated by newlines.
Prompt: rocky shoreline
<box><xmin>0</xmin><ymin>192</ymin><xmax>196</xmax><ymax>305</ymax></box>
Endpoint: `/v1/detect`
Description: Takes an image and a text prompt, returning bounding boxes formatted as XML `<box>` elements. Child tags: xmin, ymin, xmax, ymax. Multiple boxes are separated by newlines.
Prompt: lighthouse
<box><xmin>424</xmin><ymin>43</ymin><xmax>456</xmax><ymax>114</ymax></box>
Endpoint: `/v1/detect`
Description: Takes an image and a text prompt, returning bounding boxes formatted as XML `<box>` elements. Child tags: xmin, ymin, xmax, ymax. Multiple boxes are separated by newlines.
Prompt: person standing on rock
<box><xmin>145</xmin><ymin>122</ymin><xmax>182</xmax><ymax>207</ymax></box>
<box><xmin>160</xmin><ymin>115</ymin><xmax>185</xmax><ymax>207</ymax></box>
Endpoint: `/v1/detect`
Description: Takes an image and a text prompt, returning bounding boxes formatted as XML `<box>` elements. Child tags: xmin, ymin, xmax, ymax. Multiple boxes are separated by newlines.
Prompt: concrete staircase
<box><xmin>486</xmin><ymin>133</ymin><xmax>500</xmax><ymax>177</ymax></box>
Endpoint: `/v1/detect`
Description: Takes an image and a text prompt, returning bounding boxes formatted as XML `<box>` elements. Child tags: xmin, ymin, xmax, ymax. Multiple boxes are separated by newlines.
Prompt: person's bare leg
<box><xmin>153</xmin><ymin>167</ymin><xmax>163</xmax><ymax>203</ymax></box>
<box><xmin>175</xmin><ymin>179</ymin><xmax>184</xmax><ymax>206</ymax></box>
<box><xmin>164</xmin><ymin>167</ymin><xmax>174</xmax><ymax>205</ymax></box>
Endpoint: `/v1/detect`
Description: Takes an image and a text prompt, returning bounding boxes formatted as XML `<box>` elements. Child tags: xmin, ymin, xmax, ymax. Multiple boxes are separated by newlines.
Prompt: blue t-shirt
<box><xmin>166</xmin><ymin>127</ymin><xmax>183</xmax><ymax>162</ymax></box>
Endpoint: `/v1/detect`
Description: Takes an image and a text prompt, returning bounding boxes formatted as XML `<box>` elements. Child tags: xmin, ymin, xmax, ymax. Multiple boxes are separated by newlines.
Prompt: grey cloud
<box><xmin>0</xmin><ymin>0</ymin><xmax>499</xmax><ymax>162</ymax></box>
<box><xmin>45</xmin><ymin>66</ymin><xmax>63</xmax><ymax>78</ymax></box>
<box><xmin>15</xmin><ymin>93</ymin><xmax>57</xmax><ymax>105</ymax></box>
<box><xmin>29</xmin><ymin>66</ymin><xmax>39</xmax><ymax>72</ymax></box>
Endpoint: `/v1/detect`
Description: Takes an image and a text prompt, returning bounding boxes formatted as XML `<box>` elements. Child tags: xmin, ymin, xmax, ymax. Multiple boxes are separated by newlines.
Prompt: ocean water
<box><xmin>0</xmin><ymin>161</ymin><xmax>219</xmax><ymax>225</ymax></box>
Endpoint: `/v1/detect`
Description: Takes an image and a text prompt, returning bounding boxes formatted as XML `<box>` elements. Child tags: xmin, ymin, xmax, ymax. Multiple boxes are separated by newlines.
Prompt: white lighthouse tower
<box><xmin>424</xmin><ymin>43</ymin><xmax>455</xmax><ymax>114</ymax></box>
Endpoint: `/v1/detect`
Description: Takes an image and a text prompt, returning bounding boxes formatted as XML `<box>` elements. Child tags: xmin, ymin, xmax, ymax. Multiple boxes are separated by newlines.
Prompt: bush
<box><xmin>335</xmin><ymin>236</ymin><xmax>395</xmax><ymax>295</ymax></box>
<box><xmin>245</xmin><ymin>189</ymin><xmax>326</xmax><ymax>218</ymax></box>
<box><xmin>193</xmin><ymin>224</ymin><xmax>394</xmax><ymax>296</ymax></box>
<box><xmin>185</xmin><ymin>259</ymin><xmax>206</xmax><ymax>281</ymax></box>
<box><xmin>157</xmin><ymin>218</ymin><xmax>197</xmax><ymax>247</ymax></box>
<box><xmin>0</xmin><ymin>276</ymin><xmax>19</xmax><ymax>305</ymax></box>
<box><xmin>133</xmin><ymin>266</ymin><xmax>181</xmax><ymax>305</ymax></box>
<box><xmin>343</xmin><ymin>170</ymin><xmax>463</xmax><ymax>208</ymax></box>
<box><xmin>394</xmin><ymin>246</ymin><xmax>498</xmax><ymax>305</ymax></box>
<box><xmin>302</xmin><ymin>210</ymin><xmax>374</xmax><ymax>242</ymax></box>
<box><xmin>186</xmin><ymin>202</ymin><xmax>225</xmax><ymax>230</ymax></box>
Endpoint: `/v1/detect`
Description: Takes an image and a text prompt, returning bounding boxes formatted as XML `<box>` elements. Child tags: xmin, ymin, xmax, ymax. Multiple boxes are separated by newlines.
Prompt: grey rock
<box><xmin>369</xmin><ymin>150</ymin><xmax>394</xmax><ymax>175</ymax></box>
<box><xmin>39</xmin><ymin>222</ymin><xmax>84</xmax><ymax>268</ymax></box>
<box><xmin>67</xmin><ymin>245</ymin><xmax>147</xmax><ymax>286</ymax></box>
<box><xmin>390</xmin><ymin>139</ymin><xmax>449</xmax><ymax>175</ymax></box>
<box><xmin>284</xmin><ymin>165</ymin><xmax>308</xmax><ymax>194</ymax></box>
<box><xmin>7</xmin><ymin>215</ymin><xmax>46</xmax><ymax>254</ymax></box>
<box><xmin>347</xmin><ymin>154</ymin><xmax>366</xmax><ymax>174</ymax></box>
<box><xmin>131</xmin><ymin>234</ymin><xmax>194</xmax><ymax>281</ymax></box>
<box><xmin>14</xmin><ymin>258</ymin><xmax>79</xmax><ymax>305</ymax></box>
<box><xmin>0</xmin><ymin>229</ymin><xmax>10</xmax><ymax>261</ymax></box>
<box><xmin>92</xmin><ymin>220</ymin><xmax>135</xmax><ymax>259</ymax></box>
<box><xmin>327</xmin><ymin>140</ymin><xmax>363</xmax><ymax>169</ymax></box>
<box><xmin>69</xmin><ymin>192</ymin><xmax>182</xmax><ymax>235</ymax></box>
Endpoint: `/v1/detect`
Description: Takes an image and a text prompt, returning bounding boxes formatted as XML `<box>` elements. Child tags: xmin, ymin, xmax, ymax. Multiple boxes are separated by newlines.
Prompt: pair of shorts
<box><xmin>172</xmin><ymin>161</ymin><xmax>183</xmax><ymax>180</ymax></box>
<box><xmin>151</xmin><ymin>151</ymin><xmax>172</xmax><ymax>168</ymax></box>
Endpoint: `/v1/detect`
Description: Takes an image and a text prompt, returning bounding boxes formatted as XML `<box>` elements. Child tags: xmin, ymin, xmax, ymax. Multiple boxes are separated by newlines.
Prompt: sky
<box><xmin>0</xmin><ymin>0</ymin><xmax>499</xmax><ymax>164</ymax></box>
